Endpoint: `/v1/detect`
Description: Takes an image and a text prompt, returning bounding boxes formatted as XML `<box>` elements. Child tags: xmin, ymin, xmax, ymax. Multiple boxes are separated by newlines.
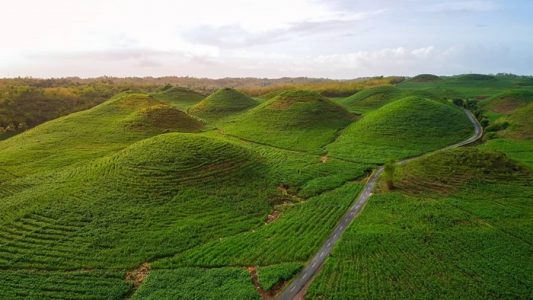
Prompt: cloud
<box><xmin>183</xmin><ymin>10</ymin><xmax>385</xmax><ymax>48</ymax></box>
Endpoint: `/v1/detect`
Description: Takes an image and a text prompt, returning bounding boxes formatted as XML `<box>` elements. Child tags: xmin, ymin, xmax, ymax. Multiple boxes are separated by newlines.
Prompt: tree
<box><xmin>384</xmin><ymin>160</ymin><xmax>396</xmax><ymax>190</ymax></box>
<box><xmin>452</xmin><ymin>98</ymin><xmax>464</xmax><ymax>107</ymax></box>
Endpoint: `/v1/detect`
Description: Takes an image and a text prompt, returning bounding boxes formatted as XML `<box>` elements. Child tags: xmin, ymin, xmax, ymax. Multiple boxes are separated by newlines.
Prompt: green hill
<box><xmin>0</xmin><ymin>133</ymin><xmax>270</xmax><ymax>269</ymax></box>
<box><xmin>409</xmin><ymin>74</ymin><xmax>441</xmax><ymax>82</ymax></box>
<box><xmin>327</xmin><ymin>96</ymin><xmax>472</xmax><ymax>163</ymax></box>
<box><xmin>307</xmin><ymin>147</ymin><xmax>532</xmax><ymax>299</ymax></box>
<box><xmin>337</xmin><ymin>85</ymin><xmax>405</xmax><ymax>113</ymax></box>
<box><xmin>222</xmin><ymin>90</ymin><xmax>354</xmax><ymax>152</ymax></box>
<box><xmin>482</xmin><ymin>89</ymin><xmax>533</xmax><ymax>115</ymax></box>
<box><xmin>0</xmin><ymin>93</ymin><xmax>202</xmax><ymax>180</ymax></box>
<box><xmin>189</xmin><ymin>88</ymin><xmax>257</xmax><ymax>120</ymax></box>
<box><xmin>152</xmin><ymin>86</ymin><xmax>206</xmax><ymax>110</ymax></box>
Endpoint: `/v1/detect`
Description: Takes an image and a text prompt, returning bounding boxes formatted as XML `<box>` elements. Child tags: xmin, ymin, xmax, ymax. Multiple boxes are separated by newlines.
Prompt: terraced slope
<box><xmin>189</xmin><ymin>88</ymin><xmax>257</xmax><ymax>120</ymax></box>
<box><xmin>337</xmin><ymin>85</ymin><xmax>405</xmax><ymax>113</ymax></box>
<box><xmin>222</xmin><ymin>90</ymin><xmax>354</xmax><ymax>152</ymax></box>
<box><xmin>307</xmin><ymin>148</ymin><xmax>532</xmax><ymax>299</ymax></box>
<box><xmin>327</xmin><ymin>96</ymin><xmax>472</xmax><ymax>163</ymax></box>
<box><xmin>152</xmin><ymin>86</ymin><xmax>206</xmax><ymax>110</ymax></box>
<box><xmin>0</xmin><ymin>92</ymin><xmax>202</xmax><ymax>180</ymax></box>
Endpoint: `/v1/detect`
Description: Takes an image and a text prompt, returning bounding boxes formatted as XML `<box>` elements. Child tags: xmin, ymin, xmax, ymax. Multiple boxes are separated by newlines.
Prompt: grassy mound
<box><xmin>394</xmin><ymin>148</ymin><xmax>529</xmax><ymax>194</ymax></box>
<box><xmin>0</xmin><ymin>133</ymin><xmax>271</xmax><ymax>270</ymax></box>
<box><xmin>482</xmin><ymin>89</ymin><xmax>533</xmax><ymax>114</ymax></box>
<box><xmin>327</xmin><ymin>96</ymin><xmax>472</xmax><ymax>163</ymax></box>
<box><xmin>504</xmin><ymin>102</ymin><xmax>533</xmax><ymax>139</ymax></box>
<box><xmin>0</xmin><ymin>93</ymin><xmax>201</xmax><ymax>179</ymax></box>
<box><xmin>222</xmin><ymin>90</ymin><xmax>354</xmax><ymax>152</ymax></box>
<box><xmin>337</xmin><ymin>85</ymin><xmax>405</xmax><ymax>113</ymax></box>
<box><xmin>152</xmin><ymin>86</ymin><xmax>205</xmax><ymax>110</ymax></box>
<box><xmin>130</xmin><ymin>104</ymin><xmax>203</xmax><ymax>132</ymax></box>
<box><xmin>457</xmin><ymin>74</ymin><xmax>496</xmax><ymax>81</ymax></box>
<box><xmin>189</xmin><ymin>88</ymin><xmax>257</xmax><ymax>120</ymax></box>
<box><xmin>409</xmin><ymin>74</ymin><xmax>441</xmax><ymax>82</ymax></box>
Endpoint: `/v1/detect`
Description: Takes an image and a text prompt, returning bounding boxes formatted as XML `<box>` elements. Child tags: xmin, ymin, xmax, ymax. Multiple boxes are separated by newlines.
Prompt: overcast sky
<box><xmin>1</xmin><ymin>0</ymin><xmax>532</xmax><ymax>78</ymax></box>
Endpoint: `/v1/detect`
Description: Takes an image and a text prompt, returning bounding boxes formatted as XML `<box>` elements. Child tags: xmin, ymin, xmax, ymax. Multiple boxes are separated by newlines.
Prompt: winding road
<box><xmin>277</xmin><ymin>108</ymin><xmax>483</xmax><ymax>300</ymax></box>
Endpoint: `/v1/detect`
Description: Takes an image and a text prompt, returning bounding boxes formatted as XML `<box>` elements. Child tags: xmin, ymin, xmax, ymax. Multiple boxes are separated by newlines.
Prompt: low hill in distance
<box><xmin>151</xmin><ymin>86</ymin><xmax>206</xmax><ymax>110</ymax></box>
<box><xmin>409</xmin><ymin>74</ymin><xmax>441</xmax><ymax>82</ymax></box>
<box><xmin>222</xmin><ymin>90</ymin><xmax>354</xmax><ymax>152</ymax></box>
<box><xmin>327</xmin><ymin>96</ymin><xmax>472</xmax><ymax>163</ymax></box>
<box><xmin>189</xmin><ymin>88</ymin><xmax>257</xmax><ymax>121</ymax></box>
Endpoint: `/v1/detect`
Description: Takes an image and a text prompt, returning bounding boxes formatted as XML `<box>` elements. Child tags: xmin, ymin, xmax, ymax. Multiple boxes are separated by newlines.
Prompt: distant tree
<box><xmin>480</xmin><ymin>118</ymin><xmax>489</xmax><ymax>128</ymax></box>
<box><xmin>384</xmin><ymin>160</ymin><xmax>396</xmax><ymax>190</ymax></box>
<box><xmin>452</xmin><ymin>98</ymin><xmax>464</xmax><ymax>107</ymax></box>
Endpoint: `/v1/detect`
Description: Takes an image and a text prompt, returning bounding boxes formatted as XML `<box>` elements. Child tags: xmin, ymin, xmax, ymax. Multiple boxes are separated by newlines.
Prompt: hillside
<box><xmin>307</xmin><ymin>148</ymin><xmax>532</xmax><ymax>299</ymax></box>
<box><xmin>0</xmin><ymin>93</ymin><xmax>202</xmax><ymax>180</ymax></box>
<box><xmin>222</xmin><ymin>90</ymin><xmax>354</xmax><ymax>152</ymax></box>
<box><xmin>409</xmin><ymin>74</ymin><xmax>441</xmax><ymax>82</ymax></box>
<box><xmin>151</xmin><ymin>86</ymin><xmax>206</xmax><ymax>110</ymax></box>
<box><xmin>327</xmin><ymin>96</ymin><xmax>473</xmax><ymax>163</ymax></box>
<box><xmin>482</xmin><ymin>89</ymin><xmax>533</xmax><ymax>115</ymax></box>
<box><xmin>336</xmin><ymin>85</ymin><xmax>405</xmax><ymax>113</ymax></box>
<box><xmin>189</xmin><ymin>88</ymin><xmax>257</xmax><ymax>120</ymax></box>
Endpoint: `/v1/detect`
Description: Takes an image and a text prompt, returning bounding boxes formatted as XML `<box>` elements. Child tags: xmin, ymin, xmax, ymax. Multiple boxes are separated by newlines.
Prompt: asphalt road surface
<box><xmin>277</xmin><ymin>108</ymin><xmax>482</xmax><ymax>300</ymax></box>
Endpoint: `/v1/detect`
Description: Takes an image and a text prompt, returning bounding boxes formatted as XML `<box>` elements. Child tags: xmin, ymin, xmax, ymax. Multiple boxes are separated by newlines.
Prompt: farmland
<box><xmin>0</xmin><ymin>74</ymin><xmax>532</xmax><ymax>299</ymax></box>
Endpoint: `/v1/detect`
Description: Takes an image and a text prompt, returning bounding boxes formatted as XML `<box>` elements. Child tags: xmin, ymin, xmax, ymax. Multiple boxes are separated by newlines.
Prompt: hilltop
<box><xmin>151</xmin><ymin>86</ymin><xmax>206</xmax><ymax>110</ymax></box>
<box><xmin>222</xmin><ymin>90</ymin><xmax>354</xmax><ymax>152</ymax></box>
<box><xmin>189</xmin><ymin>88</ymin><xmax>257</xmax><ymax>120</ymax></box>
<box><xmin>0</xmin><ymin>93</ymin><xmax>202</xmax><ymax>179</ymax></box>
<box><xmin>327</xmin><ymin>96</ymin><xmax>472</xmax><ymax>163</ymax></box>
<box><xmin>336</xmin><ymin>85</ymin><xmax>405</xmax><ymax>113</ymax></box>
<box><xmin>409</xmin><ymin>74</ymin><xmax>441</xmax><ymax>82</ymax></box>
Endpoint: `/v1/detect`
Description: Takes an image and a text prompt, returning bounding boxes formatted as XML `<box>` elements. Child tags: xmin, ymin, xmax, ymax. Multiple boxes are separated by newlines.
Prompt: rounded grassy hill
<box><xmin>222</xmin><ymin>90</ymin><xmax>354</xmax><ymax>152</ymax></box>
<box><xmin>327</xmin><ymin>96</ymin><xmax>473</xmax><ymax>163</ymax></box>
<box><xmin>0</xmin><ymin>92</ymin><xmax>202</xmax><ymax>179</ymax></box>
<box><xmin>189</xmin><ymin>88</ymin><xmax>257</xmax><ymax>120</ymax></box>
<box><xmin>409</xmin><ymin>74</ymin><xmax>441</xmax><ymax>82</ymax></box>
<box><xmin>152</xmin><ymin>86</ymin><xmax>206</xmax><ymax>110</ymax></box>
<box><xmin>337</xmin><ymin>85</ymin><xmax>405</xmax><ymax>113</ymax></box>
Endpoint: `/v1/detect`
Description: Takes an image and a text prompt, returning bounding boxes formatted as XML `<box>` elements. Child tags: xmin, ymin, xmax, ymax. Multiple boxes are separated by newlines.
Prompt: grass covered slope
<box><xmin>336</xmin><ymin>85</ymin><xmax>405</xmax><ymax>113</ymax></box>
<box><xmin>189</xmin><ymin>88</ymin><xmax>257</xmax><ymax>120</ymax></box>
<box><xmin>0</xmin><ymin>92</ymin><xmax>202</xmax><ymax>179</ymax></box>
<box><xmin>0</xmin><ymin>133</ymin><xmax>271</xmax><ymax>270</ymax></box>
<box><xmin>151</xmin><ymin>86</ymin><xmax>206</xmax><ymax>110</ymax></box>
<box><xmin>307</xmin><ymin>148</ymin><xmax>532</xmax><ymax>299</ymax></box>
<box><xmin>327</xmin><ymin>96</ymin><xmax>472</xmax><ymax>163</ymax></box>
<box><xmin>222</xmin><ymin>90</ymin><xmax>354</xmax><ymax>152</ymax></box>
<box><xmin>482</xmin><ymin>89</ymin><xmax>533</xmax><ymax>115</ymax></box>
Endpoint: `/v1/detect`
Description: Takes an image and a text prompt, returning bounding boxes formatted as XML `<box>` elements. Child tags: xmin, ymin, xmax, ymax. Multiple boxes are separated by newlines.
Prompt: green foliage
<box><xmin>151</xmin><ymin>86</ymin><xmax>206</xmax><ymax>110</ymax></box>
<box><xmin>307</xmin><ymin>149</ymin><xmax>532</xmax><ymax>299</ymax></box>
<box><xmin>256</xmin><ymin>263</ymin><xmax>303</xmax><ymax>291</ymax></box>
<box><xmin>336</xmin><ymin>85</ymin><xmax>405</xmax><ymax>113</ymax></box>
<box><xmin>189</xmin><ymin>88</ymin><xmax>257</xmax><ymax>120</ymax></box>
<box><xmin>132</xmin><ymin>267</ymin><xmax>258</xmax><ymax>299</ymax></box>
<box><xmin>222</xmin><ymin>90</ymin><xmax>354</xmax><ymax>152</ymax></box>
<box><xmin>0</xmin><ymin>270</ymin><xmax>129</xmax><ymax>299</ymax></box>
<box><xmin>383</xmin><ymin>159</ymin><xmax>396</xmax><ymax>189</ymax></box>
<box><xmin>327</xmin><ymin>96</ymin><xmax>472</xmax><ymax>163</ymax></box>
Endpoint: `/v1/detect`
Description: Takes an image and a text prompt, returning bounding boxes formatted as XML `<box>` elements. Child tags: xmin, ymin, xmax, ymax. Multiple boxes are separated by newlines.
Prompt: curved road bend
<box><xmin>277</xmin><ymin>108</ymin><xmax>482</xmax><ymax>300</ymax></box>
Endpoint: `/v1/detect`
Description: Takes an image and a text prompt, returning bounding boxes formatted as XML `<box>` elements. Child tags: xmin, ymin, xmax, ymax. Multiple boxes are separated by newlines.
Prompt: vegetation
<box><xmin>327</xmin><ymin>96</ymin><xmax>472</xmax><ymax>163</ymax></box>
<box><xmin>222</xmin><ymin>90</ymin><xmax>354</xmax><ymax>152</ymax></box>
<box><xmin>307</xmin><ymin>148</ymin><xmax>532</xmax><ymax>299</ymax></box>
<box><xmin>0</xmin><ymin>74</ymin><xmax>531</xmax><ymax>299</ymax></box>
<box><xmin>189</xmin><ymin>88</ymin><xmax>258</xmax><ymax>121</ymax></box>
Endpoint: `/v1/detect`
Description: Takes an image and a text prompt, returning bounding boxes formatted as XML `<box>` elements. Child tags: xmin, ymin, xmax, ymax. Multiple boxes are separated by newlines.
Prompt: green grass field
<box><xmin>307</xmin><ymin>148</ymin><xmax>532</xmax><ymax>299</ymax></box>
<box><xmin>0</xmin><ymin>74</ymin><xmax>532</xmax><ymax>299</ymax></box>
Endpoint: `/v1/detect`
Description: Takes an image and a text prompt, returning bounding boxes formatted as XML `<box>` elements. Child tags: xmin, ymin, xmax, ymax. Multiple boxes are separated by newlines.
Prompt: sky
<box><xmin>0</xmin><ymin>0</ymin><xmax>532</xmax><ymax>78</ymax></box>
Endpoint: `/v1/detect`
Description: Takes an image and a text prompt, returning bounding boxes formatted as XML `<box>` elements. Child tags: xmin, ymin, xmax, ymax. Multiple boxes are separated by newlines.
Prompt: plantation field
<box><xmin>1</xmin><ymin>74</ymin><xmax>532</xmax><ymax>299</ymax></box>
<box><xmin>307</xmin><ymin>149</ymin><xmax>533</xmax><ymax>299</ymax></box>
<box><xmin>327</xmin><ymin>96</ymin><xmax>472</xmax><ymax>163</ymax></box>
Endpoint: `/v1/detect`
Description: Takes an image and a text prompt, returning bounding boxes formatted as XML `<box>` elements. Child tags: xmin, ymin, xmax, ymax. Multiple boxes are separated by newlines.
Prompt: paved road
<box><xmin>277</xmin><ymin>108</ymin><xmax>482</xmax><ymax>300</ymax></box>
